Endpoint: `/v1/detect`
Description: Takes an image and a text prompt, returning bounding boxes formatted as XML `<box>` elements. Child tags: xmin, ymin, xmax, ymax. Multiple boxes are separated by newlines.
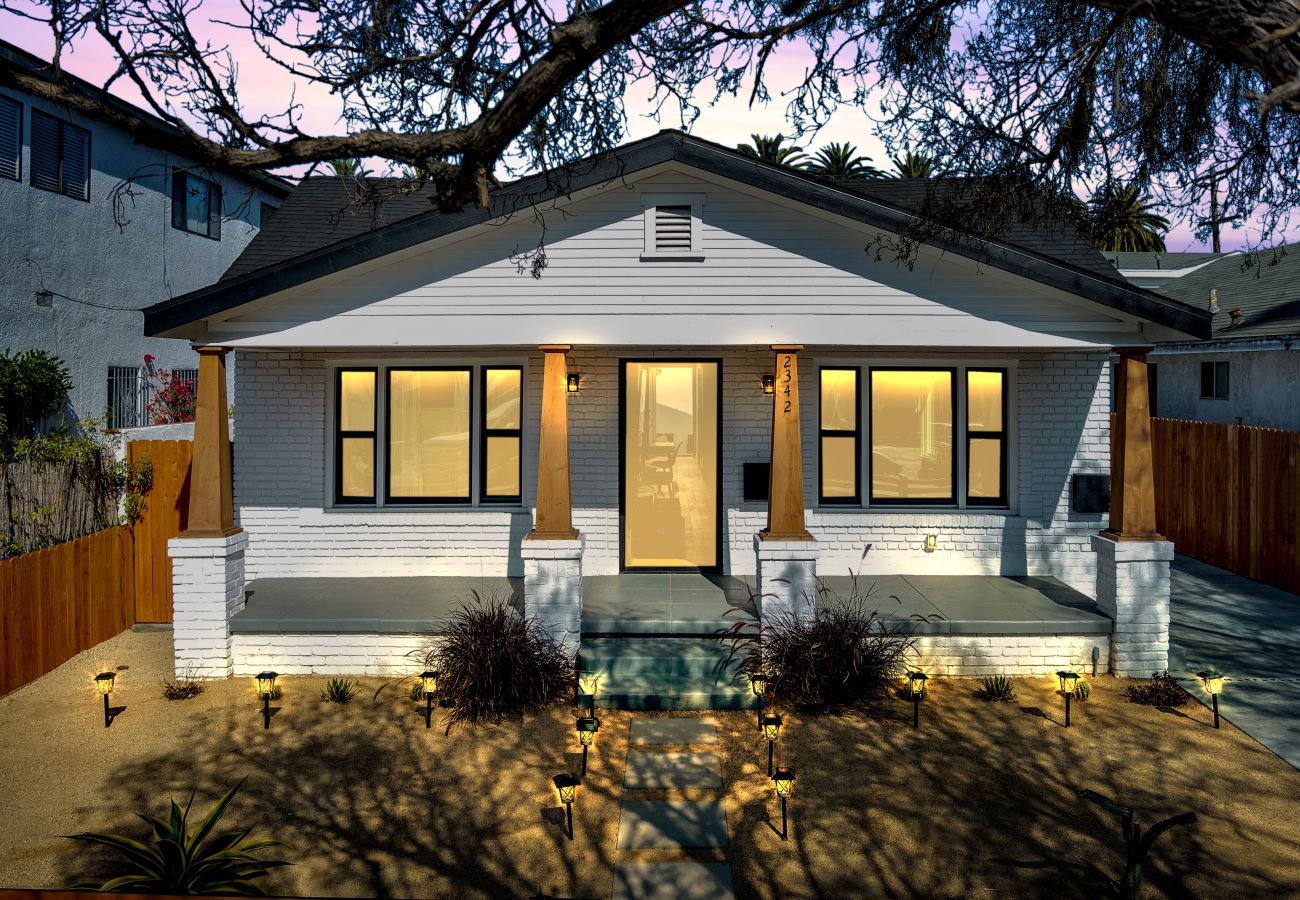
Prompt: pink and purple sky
<box><xmin>5</xmin><ymin>12</ymin><xmax>1285</xmax><ymax>251</ymax></box>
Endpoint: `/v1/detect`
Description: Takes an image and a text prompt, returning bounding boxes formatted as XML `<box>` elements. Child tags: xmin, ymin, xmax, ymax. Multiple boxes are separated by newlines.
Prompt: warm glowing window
<box><xmin>482</xmin><ymin>367</ymin><xmax>522</xmax><ymax>501</ymax></box>
<box><xmin>967</xmin><ymin>369</ymin><xmax>1006</xmax><ymax>505</ymax></box>
<box><xmin>820</xmin><ymin>368</ymin><xmax>859</xmax><ymax>503</ymax></box>
<box><xmin>335</xmin><ymin>369</ymin><xmax>376</xmax><ymax>503</ymax></box>
<box><xmin>387</xmin><ymin>368</ymin><xmax>471</xmax><ymax>502</ymax></box>
<box><xmin>870</xmin><ymin>369</ymin><xmax>954</xmax><ymax>503</ymax></box>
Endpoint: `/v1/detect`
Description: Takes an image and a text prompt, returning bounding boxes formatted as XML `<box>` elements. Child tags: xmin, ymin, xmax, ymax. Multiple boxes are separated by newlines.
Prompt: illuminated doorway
<box><xmin>622</xmin><ymin>361</ymin><xmax>721</xmax><ymax>570</ymax></box>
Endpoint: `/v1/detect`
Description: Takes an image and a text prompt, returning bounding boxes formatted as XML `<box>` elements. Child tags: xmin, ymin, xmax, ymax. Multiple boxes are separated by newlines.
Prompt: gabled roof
<box><xmin>1106</xmin><ymin>251</ymin><xmax>1230</xmax><ymax>272</ymax></box>
<box><xmin>143</xmin><ymin>130</ymin><xmax>1211</xmax><ymax>339</ymax></box>
<box><xmin>1153</xmin><ymin>248</ymin><xmax>1300</xmax><ymax>340</ymax></box>
<box><xmin>0</xmin><ymin>39</ymin><xmax>293</xmax><ymax>198</ymax></box>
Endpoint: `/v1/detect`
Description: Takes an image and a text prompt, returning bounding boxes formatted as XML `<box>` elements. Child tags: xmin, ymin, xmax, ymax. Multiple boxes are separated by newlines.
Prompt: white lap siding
<box><xmin>233</xmin><ymin>347</ymin><xmax>1108</xmax><ymax>594</ymax></box>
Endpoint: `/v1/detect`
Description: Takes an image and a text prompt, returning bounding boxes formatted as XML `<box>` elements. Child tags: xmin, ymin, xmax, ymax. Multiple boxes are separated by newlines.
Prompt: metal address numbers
<box><xmin>782</xmin><ymin>354</ymin><xmax>793</xmax><ymax>413</ymax></box>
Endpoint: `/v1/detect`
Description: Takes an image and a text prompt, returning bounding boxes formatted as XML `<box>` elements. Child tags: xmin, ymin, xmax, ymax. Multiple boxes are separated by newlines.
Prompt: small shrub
<box><xmin>1074</xmin><ymin>678</ymin><xmax>1092</xmax><ymax>702</ymax></box>
<box><xmin>415</xmin><ymin>595</ymin><xmax>575</xmax><ymax>733</ymax></box>
<box><xmin>977</xmin><ymin>674</ymin><xmax>1017</xmax><ymax>702</ymax></box>
<box><xmin>67</xmin><ymin>778</ymin><xmax>289</xmax><ymax>894</ymax></box>
<box><xmin>1123</xmin><ymin>671</ymin><xmax>1189</xmax><ymax>707</ymax></box>
<box><xmin>408</xmin><ymin>679</ymin><xmax>425</xmax><ymax>701</ymax></box>
<box><xmin>320</xmin><ymin>677</ymin><xmax>357</xmax><ymax>704</ymax></box>
<box><xmin>161</xmin><ymin>677</ymin><xmax>204</xmax><ymax>701</ymax></box>
<box><xmin>726</xmin><ymin>554</ymin><xmax>930</xmax><ymax>712</ymax></box>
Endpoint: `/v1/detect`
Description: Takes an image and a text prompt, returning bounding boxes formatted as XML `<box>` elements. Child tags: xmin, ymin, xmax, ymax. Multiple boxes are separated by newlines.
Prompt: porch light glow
<box><xmin>567</xmin><ymin>373</ymin><xmax>581</xmax><ymax>393</ymax></box>
<box><xmin>762</xmin><ymin>375</ymin><xmax>775</xmax><ymax>395</ymax></box>
<box><xmin>1198</xmin><ymin>669</ymin><xmax>1225</xmax><ymax>729</ymax></box>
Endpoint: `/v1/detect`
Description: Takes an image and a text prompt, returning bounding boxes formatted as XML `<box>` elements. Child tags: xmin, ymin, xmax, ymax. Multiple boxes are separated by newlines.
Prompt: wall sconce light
<box><xmin>420</xmin><ymin>670</ymin><xmax>440</xmax><ymax>729</ymax></box>
<box><xmin>567</xmin><ymin>373</ymin><xmax>581</xmax><ymax>393</ymax></box>
<box><xmin>576</xmin><ymin>716</ymin><xmax>599</xmax><ymax>775</ymax></box>
<box><xmin>772</xmin><ymin>767</ymin><xmax>795</xmax><ymax>841</ymax></box>
<box><xmin>762</xmin><ymin>713</ymin><xmax>783</xmax><ymax>776</ymax></box>
<box><xmin>1197</xmin><ymin>669</ymin><xmax>1225</xmax><ymax>728</ymax></box>
<box><xmin>256</xmin><ymin>671</ymin><xmax>278</xmax><ymax>730</ymax></box>
<box><xmin>906</xmin><ymin>671</ymin><xmax>928</xmax><ymax>728</ymax></box>
<box><xmin>750</xmin><ymin>673</ymin><xmax>768</xmax><ymax>729</ymax></box>
<box><xmin>1056</xmin><ymin>671</ymin><xmax>1079</xmax><ymax>727</ymax></box>
<box><xmin>761</xmin><ymin>375</ymin><xmax>775</xmax><ymax>395</ymax></box>
<box><xmin>552</xmin><ymin>773</ymin><xmax>580</xmax><ymax>840</ymax></box>
<box><xmin>924</xmin><ymin>534</ymin><xmax>938</xmax><ymax>552</ymax></box>
<box><xmin>95</xmin><ymin>672</ymin><xmax>116</xmax><ymax>728</ymax></box>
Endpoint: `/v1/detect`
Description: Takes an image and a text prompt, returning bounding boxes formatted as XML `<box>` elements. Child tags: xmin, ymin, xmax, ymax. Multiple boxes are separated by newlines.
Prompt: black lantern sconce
<box><xmin>567</xmin><ymin>373</ymin><xmax>581</xmax><ymax>394</ymax></box>
<box><xmin>761</xmin><ymin>375</ymin><xmax>775</xmax><ymax>395</ymax></box>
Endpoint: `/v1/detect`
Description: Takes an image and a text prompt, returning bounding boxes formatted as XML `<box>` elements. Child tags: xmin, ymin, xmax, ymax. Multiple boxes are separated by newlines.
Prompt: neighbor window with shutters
<box><xmin>0</xmin><ymin>95</ymin><xmax>20</xmax><ymax>181</ymax></box>
<box><xmin>172</xmin><ymin>169</ymin><xmax>222</xmax><ymax>239</ymax></box>
<box><xmin>29</xmin><ymin>109</ymin><xmax>89</xmax><ymax>200</ymax></box>
<box><xmin>642</xmin><ymin>193</ymin><xmax>704</xmax><ymax>258</ymax></box>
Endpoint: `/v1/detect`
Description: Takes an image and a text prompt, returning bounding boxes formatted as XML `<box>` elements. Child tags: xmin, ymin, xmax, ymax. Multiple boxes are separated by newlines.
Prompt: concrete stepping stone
<box><xmin>624</xmin><ymin>751</ymin><xmax>723</xmax><ymax>789</ymax></box>
<box><xmin>630</xmin><ymin>718</ymin><xmax>719</xmax><ymax>745</ymax></box>
<box><xmin>612</xmin><ymin>862</ymin><xmax>735</xmax><ymax>900</ymax></box>
<box><xmin>617</xmin><ymin>799</ymin><xmax>729</xmax><ymax>849</ymax></box>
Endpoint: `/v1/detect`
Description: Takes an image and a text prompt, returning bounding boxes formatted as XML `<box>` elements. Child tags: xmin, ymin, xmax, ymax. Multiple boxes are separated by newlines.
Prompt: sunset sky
<box><xmin>4</xmin><ymin>11</ymin><xmax>1285</xmax><ymax>252</ymax></box>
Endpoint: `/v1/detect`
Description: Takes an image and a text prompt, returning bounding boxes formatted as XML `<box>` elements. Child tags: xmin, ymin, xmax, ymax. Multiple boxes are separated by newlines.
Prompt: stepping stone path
<box><xmin>613</xmin><ymin>718</ymin><xmax>735</xmax><ymax>900</ymax></box>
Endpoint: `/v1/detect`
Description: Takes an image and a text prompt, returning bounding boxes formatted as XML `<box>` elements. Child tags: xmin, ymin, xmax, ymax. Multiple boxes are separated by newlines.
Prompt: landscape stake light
<box><xmin>1197</xmin><ymin>669</ymin><xmax>1225</xmax><ymax>728</ymax></box>
<box><xmin>906</xmin><ymin>671</ymin><xmax>928</xmax><ymax>728</ymax></box>
<box><xmin>772</xmin><ymin>766</ymin><xmax>795</xmax><ymax>841</ymax></box>
<box><xmin>420</xmin><ymin>671</ymin><xmax>440</xmax><ymax>729</ymax></box>
<box><xmin>256</xmin><ymin>671</ymin><xmax>278</xmax><ymax>730</ymax></box>
<box><xmin>578</xmin><ymin>671</ymin><xmax>600</xmax><ymax>715</ymax></box>
<box><xmin>1056</xmin><ymin>671</ymin><xmax>1079</xmax><ymax>727</ymax></box>
<box><xmin>94</xmin><ymin>672</ymin><xmax>115</xmax><ymax>728</ymax></box>
<box><xmin>553</xmin><ymin>774</ymin><xmax>580</xmax><ymax>841</ymax></box>
<box><xmin>762</xmin><ymin>713</ymin><xmax>783</xmax><ymax>776</ymax></box>
<box><xmin>576</xmin><ymin>717</ymin><xmax>599</xmax><ymax>775</ymax></box>
<box><xmin>751</xmin><ymin>673</ymin><xmax>768</xmax><ymax>729</ymax></box>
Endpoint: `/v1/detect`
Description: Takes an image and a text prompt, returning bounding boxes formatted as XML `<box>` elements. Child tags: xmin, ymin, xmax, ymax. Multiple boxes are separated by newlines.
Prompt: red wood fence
<box><xmin>128</xmin><ymin>439</ymin><xmax>192</xmax><ymax>623</ymax></box>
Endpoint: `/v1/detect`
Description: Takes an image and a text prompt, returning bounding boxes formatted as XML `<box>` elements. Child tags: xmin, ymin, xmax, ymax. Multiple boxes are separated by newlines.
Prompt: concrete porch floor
<box><xmin>231</xmin><ymin>572</ymin><xmax>1108</xmax><ymax>637</ymax></box>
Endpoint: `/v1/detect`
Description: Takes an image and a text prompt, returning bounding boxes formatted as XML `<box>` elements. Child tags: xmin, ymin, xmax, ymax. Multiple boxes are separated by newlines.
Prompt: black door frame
<box><xmin>618</xmin><ymin>357</ymin><xmax>724</xmax><ymax>573</ymax></box>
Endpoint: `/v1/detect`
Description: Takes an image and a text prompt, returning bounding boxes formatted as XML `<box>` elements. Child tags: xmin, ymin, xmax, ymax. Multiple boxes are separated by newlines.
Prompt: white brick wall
<box><xmin>913</xmin><ymin>633</ymin><xmax>1103</xmax><ymax>676</ymax></box>
<box><xmin>234</xmin><ymin>347</ymin><xmax>1109</xmax><ymax>594</ymax></box>
<box><xmin>231</xmin><ymin>632</ymin><xmax>433</xmax><ymax>676</ymax></box>
<box><xmin>170</xmin><ymin>533</ymin><xmax>247</xmax><ymax>678</ymax></box>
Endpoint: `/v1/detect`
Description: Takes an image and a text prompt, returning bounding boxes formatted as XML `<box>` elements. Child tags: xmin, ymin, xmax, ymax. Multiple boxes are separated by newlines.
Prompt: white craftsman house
<box><xmin>144</xmin><ymin>132</ymin><xmax>1209</xmax><ymax>704</ymax></box>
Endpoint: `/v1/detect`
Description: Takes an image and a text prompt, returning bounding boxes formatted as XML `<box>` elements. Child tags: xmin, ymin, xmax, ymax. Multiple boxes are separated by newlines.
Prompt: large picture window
<box><xmin>871</xmin><ymin>369</ymin><xmax>955</xmax><ymax>503</ymax></box>
<box><xmin>387</xmin><ymin>368</ymin><xmax>471</xmax><ymax>503</ymax></box>
<box><xmin>966</xmin><ymin>369</ymin><xmax>1007</xmax><ymax>506</ymax></box>
<box><xmin>819</xmin><ymin>368</ymin><xmax>859</xmax><ymax>503</ymax></box>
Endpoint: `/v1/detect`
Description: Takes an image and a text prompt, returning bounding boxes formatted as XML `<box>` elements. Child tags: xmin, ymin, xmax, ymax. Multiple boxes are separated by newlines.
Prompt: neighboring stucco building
<box><xmin>143</xmin><ymin>133</ymin><xmax>1209</xmax><ymax>699</ymax></box>
<box><xmin>1137</xmin><ymin>250</ymin><xmax>1300</xmax><ymax>430</ymax></box>
<box><xmin>0</xmin><ymin>39</ymin><xmax>291</xmax><ymax>428</ymax></box>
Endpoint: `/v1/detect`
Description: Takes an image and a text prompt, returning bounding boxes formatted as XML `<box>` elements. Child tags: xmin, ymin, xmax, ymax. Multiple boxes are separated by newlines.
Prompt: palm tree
<box><xmin>1085</xmin><ymin>182</ymin><xmax>1170</xmax><ymax>252</ymax></box>
<box><xmin>736</xmin><ymin>134</ymin><xmax>808</xmax><ymax>168</ymax></box>
<box><xmin>802</xmin><ymin>142</ymin><xmax>884</xmax><ymax>180</ymax></box>
<box><xmin>891</xmin><ymin>150</ymin><xmax>937</xmax><ymax>179</ymax></box>
<box><xmin>329</xmin><ymin>158</ymin><xmax>366</xmax><ymax>178</ymax></box>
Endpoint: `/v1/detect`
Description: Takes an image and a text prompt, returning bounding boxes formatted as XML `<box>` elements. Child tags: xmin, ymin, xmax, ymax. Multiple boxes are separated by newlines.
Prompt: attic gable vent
<box><xmin>641</xmin><ymin>192</ymin><xmax>705</xmax><ymax>260</ymax></box>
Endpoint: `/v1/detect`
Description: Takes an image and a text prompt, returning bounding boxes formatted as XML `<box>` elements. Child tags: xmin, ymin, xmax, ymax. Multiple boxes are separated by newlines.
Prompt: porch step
<box><xmin>593</xmin><ymin>676</ymin><xmax>756</xmax><ymax>711</ymax></box>
<box><xmin>579</xmin><ymin>637</ymin><xmax>756</xmax><ymax>710</ymax></box>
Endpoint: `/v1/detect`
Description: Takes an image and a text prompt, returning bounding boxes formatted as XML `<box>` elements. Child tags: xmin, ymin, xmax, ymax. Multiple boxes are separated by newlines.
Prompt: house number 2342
<box><xmin>781</xmin><ymin>355</ymin><xmax>793</xmax><ymax>413</ymax></box>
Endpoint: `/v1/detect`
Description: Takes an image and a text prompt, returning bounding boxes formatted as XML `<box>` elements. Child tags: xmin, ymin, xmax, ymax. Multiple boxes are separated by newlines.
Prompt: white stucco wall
<box><xmin>232</xmin><ymin>346</ymin><xmax>1109</xmax><ymax>596</ymax></box>
<box><xmin>0</xmin><ymin>83</ymin><xmax>284</xmax><ymax>427</ymax></box>
<box><xmin>1150</xmin><ymin>343</ymin><xmax>1300</xmax><ymax>430</ymax></box>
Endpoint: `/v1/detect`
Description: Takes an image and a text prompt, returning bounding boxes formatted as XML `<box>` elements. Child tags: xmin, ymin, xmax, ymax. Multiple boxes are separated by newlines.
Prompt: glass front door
<box><xmin>623</xmin><ymin>361</ymin><xmax>720</xmax><ymax>569</ymax></box>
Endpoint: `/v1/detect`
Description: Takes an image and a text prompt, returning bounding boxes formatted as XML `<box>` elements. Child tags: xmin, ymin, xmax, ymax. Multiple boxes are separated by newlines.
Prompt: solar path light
<box><xmin>772</xmin><ymin>767</ymin><xmax>795</xmax><ymax>841</ymax></box>
<box><xmin>94</xmin><ymin>672</ymin><xmax>115</xmax><ymax>728</ymax></box>
<box><xmin>256</xmin><ymin>671</ymin><xmax>278</xmax><ymax>730</ymax></box>
<box><xmin>906</xmin><ymin>671</ymin><xmax>928</xmax><ymax>728</ymax></box>
<box><xmin>1056</xmin><ymin>671</ymin><xmax>1079</xmax><ymax>727</ymax></box>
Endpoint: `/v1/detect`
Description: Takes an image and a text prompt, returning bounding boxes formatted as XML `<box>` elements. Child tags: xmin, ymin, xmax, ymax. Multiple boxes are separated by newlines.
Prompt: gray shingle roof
<box><xmin>1106</xmin><ymin>251</ymin><xmax>1228</xmax><ymax>271</ymax></box>
<box><xmin>1154</xmin><ymin>248</ymin><xmax>1300</xmax><ymax>340</ymax></box>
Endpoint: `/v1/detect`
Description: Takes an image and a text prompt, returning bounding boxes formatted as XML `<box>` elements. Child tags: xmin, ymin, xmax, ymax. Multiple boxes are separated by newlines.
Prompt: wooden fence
<box><xmin>1149</xmin><ymin>417</ymin><xmax>1300</xmax><ymax>594</ymax></box>
<box><xmin>0</xmin><ymin>526</ymin><xmax>135</xmax><ymax>697</ymax></box>
<box><xmin>128</xmin><ymin>439</ymin><xmax>192</xmax><ymax>623</ymax></box>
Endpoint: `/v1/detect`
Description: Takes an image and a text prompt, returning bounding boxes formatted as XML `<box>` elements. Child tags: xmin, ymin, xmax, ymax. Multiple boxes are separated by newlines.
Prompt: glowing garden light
<box><xmin>772</xmin><ymin>766</ymin><xmax>795</xmax><ymax>841</ymax></box>
<box><xmin>552</xmin><ymin>773</ymin><xmax>580</xmax><ymax>841</ymax></box>
<box><xmin>576</xmin><ymin>716</ymin><xmax>599</xmax><ymax>776</ymax></box>
<box><xmin>1056</xmin><ymin>671</ymin><xmax>1079</xmax><ymax>727</ymax></box>
<box><xmin>906</xmin><ymin>671</ymin><xmax>928</xmax><ymax>728</ymax></box>
<box><xmin>1197</xmin><ymin>669</ymin><xmax>1226</xmax><ymax>729</ymax></box>
<box><xmin>420</xmin><ymin>671</ymin><xmax>440</xmax><ymax>729</ymax></box>
<box><xmin>762</xmin><ymin>713</ymin><xmax>783</xmax><ymax>776</ymax></box>
<box><xmin>751</xmin><ymin>673</ymin><xmax>768</xmax><ymax>730</ymax></box>
<box><xmin>256</xmin><ymin>671</ymin><xmax>278</xmax><ymax>730</ymax></box>
<box><xmin>94</xmin><ymin>672</ymin><xmax>115</xmax><ymax>729</ymax></box>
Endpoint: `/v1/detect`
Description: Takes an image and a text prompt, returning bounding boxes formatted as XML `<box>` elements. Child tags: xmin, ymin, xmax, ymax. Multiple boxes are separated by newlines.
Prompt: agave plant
<box><xmin>319</xmin><ymin>677</ymin><xmax>356</xmax><ymax>704</ymax></box>
<box><xmin>68</xmin><ymin>779</ymin><xmax>288</xmax><ymax>895</ymax></box>
<box><xmin>977</xmin><ymin>674</ymin><xmax>1017</xmax><ymax>702</ymax></box>
<box><xmin>1078</xmin><ymin>790</ymin><xmax>1197</xmax><ymax>899</ymax></box>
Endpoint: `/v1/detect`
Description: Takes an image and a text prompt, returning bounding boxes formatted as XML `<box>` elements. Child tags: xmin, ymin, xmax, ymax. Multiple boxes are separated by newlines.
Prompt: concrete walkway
<box><xmin>1170</xmin><ymin>555</ymin><xmax>1300</xmax><ymax>770</ymax></box>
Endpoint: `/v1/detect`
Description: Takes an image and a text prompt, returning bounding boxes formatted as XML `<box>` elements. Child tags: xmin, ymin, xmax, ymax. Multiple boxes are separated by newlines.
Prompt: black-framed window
<box><xmin>870</xmin><ymin>368</ymin><xmax>956</xmax><ymax>504</ymax></box>
<box><xmin>172</xmin><ymin>169</ymin><xmax>222</xmax><ymax>239</ymax></box>
<box><xmin>481</xmin><ymin>367</ymin><xmax>522</xmax><ymax>503</ymax></box>
<box><xmin>1200</xmin><ymin>361</ymin><xmax>1229</xmax><ymax>400</ymax></box>
<box><xmin>0</xmin><ymin>95</ymin><xmax>20</xmax><ymax>182</ymax></box>
<box><xmin>386</xmin><ymin>367</ymin><xmax>472</xmax><ymax>504</ymax></box>
<box><xmin>966</xmin><ymin>368</ymin><xmax>1007</xmax><ymax>506</ymax></box>
<box><xmin>819</xmin><ymin>367</ymin><xmax>859</xmax><ymax>503</ymax></box>
<box><xmin>30</xmin><ymin>109</ymin><xmax>89</xmax><ymax>200</ymax></box>
<box><xmin>335</xmin><ymin>368</ymin><xmax>377</xmax><ymax>504</ymax></box>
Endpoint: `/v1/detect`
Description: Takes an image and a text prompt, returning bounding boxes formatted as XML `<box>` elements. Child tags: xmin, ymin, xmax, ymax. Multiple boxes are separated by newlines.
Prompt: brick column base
<box><xmin>523</xmin><ymin>537</ymin><xmax>584</xmax><ymax>657</ymax></box>
<box><xmin>169</xmin><ymin>532</ymin><xmax>247</xmax><ymax>678</ymax></box>
<box><xmin>1091</xmin><ymin>534</ymin><xmax>1174</xmax><ymax>676</ymax></box>
<box><xmin>755</xmin><ymin>536</ymin><xmax>818</xmax><ymax>628</ymax></box>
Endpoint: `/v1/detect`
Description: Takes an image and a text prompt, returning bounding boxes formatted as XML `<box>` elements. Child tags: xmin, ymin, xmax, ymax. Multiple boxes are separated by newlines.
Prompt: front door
<box><xmin>622</xmin><ymin>360</ymin><xmax>721</xmax><ymax>570</ymax></box>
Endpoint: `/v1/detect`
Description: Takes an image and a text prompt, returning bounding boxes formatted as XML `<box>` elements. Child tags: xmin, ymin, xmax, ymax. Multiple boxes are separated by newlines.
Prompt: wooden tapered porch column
<box><xmin>761</xmin><ymin>344</ymin><xmax>813</xmax><ymax>541</ymax></box>
<box><xmin>528</xmin><ymin>344</ymin><xmax>578</xmax><ymax>540</ymax></box>
<box><xmin>181</xmin><ymin>346</ymin><xmax>240</xmax><ymax>538</ymax></box>
<box><xmin>1104</xmin><ymin>348</ymin><xmax>1161</xmax><ymax>541</ymax></box>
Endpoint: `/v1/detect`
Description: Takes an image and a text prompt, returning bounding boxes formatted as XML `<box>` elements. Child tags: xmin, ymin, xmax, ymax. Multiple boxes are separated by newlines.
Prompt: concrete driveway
<box><xmin>1170</xmin><ymin>555</ymin><xmax>1300</xmax><ymax>770</ymax></box>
